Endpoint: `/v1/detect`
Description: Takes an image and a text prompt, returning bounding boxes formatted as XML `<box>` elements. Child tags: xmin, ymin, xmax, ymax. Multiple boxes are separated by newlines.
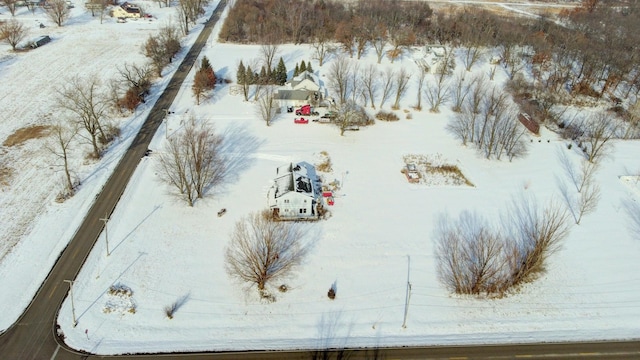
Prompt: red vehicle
<box><xmin>295</xmin><ymin>104</ymin><xmax>319</xmax><ymax>116</ymax></box>
<box><xmin>294</xmin><ymin>117</ymin><xmax>309</xmax><ymax>124</ymax></box>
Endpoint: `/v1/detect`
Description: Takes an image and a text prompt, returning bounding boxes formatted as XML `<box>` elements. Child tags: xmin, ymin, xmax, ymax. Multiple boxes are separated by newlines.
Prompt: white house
<box><xmin>111</xmin><ymin>2</ymin><xmax>141</xmax><ymax>18</ymax></box>
<box><xmin>274</xmin><ymin>71</ymin><xmax>323</xmax><ymax>108</ymax></box>
<box><xmin>267</xmin><ymin>161</ymin><xmax>322</xmax><ymax>220</ymax></box>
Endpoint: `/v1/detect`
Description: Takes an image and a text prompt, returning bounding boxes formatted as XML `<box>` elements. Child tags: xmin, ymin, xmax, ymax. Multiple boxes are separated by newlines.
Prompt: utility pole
<box><xmin>402</xmin><ymin>255</ymin><xmax>412</xmax><ymax>328</ymax></box>
<box><xmin>64</xmin><ymin>280</ymin><xmax>78</xmax><ymax>327</ymax></box>
<box><xmin>100</xmin><ymin>214</ymin><xmax>110</xmax><ymax>256</ymax></box>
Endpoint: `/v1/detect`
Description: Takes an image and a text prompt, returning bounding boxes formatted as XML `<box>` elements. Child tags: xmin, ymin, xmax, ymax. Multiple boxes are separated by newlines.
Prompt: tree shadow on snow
<box><xmin>207</xmin><ymin>122</ymin><xmax>264</xmax><ymax>196</ymax></box>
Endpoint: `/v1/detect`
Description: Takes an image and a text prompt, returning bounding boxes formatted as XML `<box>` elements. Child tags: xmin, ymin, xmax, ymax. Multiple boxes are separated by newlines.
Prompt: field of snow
<box><xmin>0</xmin><ymin>0</ymin><xmax>221</xmax><ymax>331</ymax></box>
<box><xmin>2</xmin><ymin>0</ymin><xmax>639</xmax><ymax>355</ymax></box>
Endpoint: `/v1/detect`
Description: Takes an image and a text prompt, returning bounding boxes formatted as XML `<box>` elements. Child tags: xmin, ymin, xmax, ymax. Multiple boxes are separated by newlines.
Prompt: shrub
<box><xmin>327</xmin><ymin>287</ymin><xmax>336</xmax><ymax>300</ymax></box>
<box><xmin>119</xmin><ymin>88</ymin><xmax>142</xmax><ymax>111</ymax></box>
<box><xmin>375</xmin><ymin>110</ymin><xmax>399</xmax><ymax>122</ymax></box>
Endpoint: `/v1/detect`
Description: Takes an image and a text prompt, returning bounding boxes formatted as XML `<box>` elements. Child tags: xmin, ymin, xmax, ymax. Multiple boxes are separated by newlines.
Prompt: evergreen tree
<box><xmin>200</xmin><ymin>56</ymin><xmax>216</xmax><ymax>88</ymax></box>
<box><xmin>237</xmin><ymin>61</ymin><xmax>246</xmax><ymax>85</ymax></box>
<box><xmin>246</xmin><ymin>65</ymin><xmax>254</xmax><ymax>84</ymax></box>
<box><xmin>306</xmin><ymin>61</ymin><xmax>313</xmax><ymax>74</ymax></box>
<box><xmin>294</xmin><ymin>63</ymin><xmax>300</xmax><ymax>77</ymax></box>
<box><xmin>299</xmin><ymin>61</ymin><xmax>307</xmax><ymax>74</ymax></box>
<box><xmin>259</xmin><ymin>66</ymin><xmax>267</xmax><ymax>85</ymax></box>
<box><xmin>276</xmin><ymin>57</ymin><xmax>288</xmax><ymax>85</ymax></box>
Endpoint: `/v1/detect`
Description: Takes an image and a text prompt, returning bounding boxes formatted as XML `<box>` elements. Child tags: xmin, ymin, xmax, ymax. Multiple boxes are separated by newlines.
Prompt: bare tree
<box><xmin>176</xmin><ymin>0</ymin><xmax>207</xmax><ymax>35</ymax></box>
<box><xmin>435</xmin><ymin>211</ymin><xmax>508</xmax><ymax>295</ymax></box>
<box><xmin>378</xmin><ymin>67</ymin><xmax>395</xmax><ymax>109</ymax></box>
<box><xmin>424</xmin><ymin>74</ymin><xmax>450</xmax><ymax>113</ymax></box>
<box><xmin>450</xmin><ymin>71</ymin><xmax>470</xmax><ymax>113</ymax></box>
<box><xmin>225</xmin><ymin>211</ymin><xmax>312</xmax><ymax>295</ymax></box>
<box><xmin>392</xmin><ymin>67</ymin><xmax>411</xmax><ymax>110</ymax></box>
<box><xmin>371</xmin><ymin>23</ymin><xmax>388</xmax><ymax>64</ymax></box>
<box><xmin>349</xmin><ymin>62</ymin><xmax>360</xmax><ymax>104</ymax></box>
<box><xmin>85</xmin><ymin>0</ymin><xmax>110</xmax><ymax>23</ymax></box>
<box><xmin>260</xmin><ymin>43</ymin><xmax>279</xmax><ymax>80</ymax></box>
<box><xmin>1</xmin><ymin>0</ymin><xmax>20</xmax><ymax>16</ymax></box>
<box><xmin>581</xmin><ymin>112</ymin><xmax>619</xmax><ymax>163</ymax></box>
<box><xmin>311</xmin><ymin>29</ymin><xmax>334</xmax><ymax>67</ymax></box>
<box><xmin>622</xmin><ymin>100</ymin><xmax>640</xmax><ymax>139</ymax></box>
<box><xmin>144</xmin><ymin>23</ymin><xmax>181</xmax><ymax>77</ymax></box>
<box><xmin>45</xmin><ymin>0</ymin><xmax>71</xmax><ymax>27</ymax></box>
<box><xmin>326</xmin><ymin>56</ymin><xmax>351</xmax><ymax>104</ymax></box>
<box><xmin>505</xmin><ymin>197</ymin><xmax>571</xmax><ymax>288</ymax></box>
<box><xmin>0</xmin><ymin>19</ymin><xmax>28</xmax><ymax>51</ymax></box>
<box><xmin>157</xmin><ymin>117</ymin><xmax>225</xmax><ymax>206</ymax></box>
<box><xmin>414</xmin><ymin>65</ymin><xmax>427</xmax><ymax>111</ymax></box>
<box><xmin>57</xmin><ymin>76</ymin><xmax>110</xmax><ymax>158</ymax></box>
<box><xmin>575</xmin><ymin>180</ymin><xmax>600</xmax><ymax>225</ymax></box>
<box><xmin>257</xmin><ymin>87</ymin><xmax>278</xmax><ymax>126</ymax></box>
<box><xmin>335</xmin><ymin>100</ymin><xmax>367</xmax><ymax>136</ymax></box>
<box><xmin>46</xmin><ymin>120</ymin><xmax>79</xmax><ymax>194</ymax></box>
<box><xmin>361</xmin><ymin>64</ymin><xmax>379</xmax><ymax>110</ymax></box>
<box><xmin>117</xmin><ymin>62</ymin><xmax>152</xmax><ymax>105</ymax></box>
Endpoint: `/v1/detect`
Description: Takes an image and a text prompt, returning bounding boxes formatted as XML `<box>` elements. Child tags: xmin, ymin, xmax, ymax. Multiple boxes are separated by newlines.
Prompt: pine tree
<box><xmin>306</xmin><ymin>61</ymin><xmax>313</xmax><ymax>74</ymax></box>
<box><xmin>299</xmin><ymin>61</ymin><xmax>307</xmax><ymax>74</ymax></box>
<box><xmin>294</xmin><ymin>63</ymin><xmax>300</xmax><ymax>77</ymax></box>
<box><xmin>276</xmin><ymin>57</ymin><xmax>288</xmax><ymax>85</ymax></box>
<box><xmin>259</xmin><ymin>66</ymin><xmax>267</xmax><ymax>85</ymax></box>
<box><xmin>246</xmin><ymin>65</ymin><xmax>254</xmax><ymax>84</ymax></box>
<box><xmin>201</xmin><ymin>56</ymin><xmax>216</xmax><ymax>88</ymax></box>
<box><xmin>237</xmin><ymin>61</ymin><xmax>246</xmax><ymax>85</ymax></box>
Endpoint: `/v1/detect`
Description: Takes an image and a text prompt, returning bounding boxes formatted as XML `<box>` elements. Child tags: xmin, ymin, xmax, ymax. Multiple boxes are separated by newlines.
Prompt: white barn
<box><xmin>267</xmin><ymin>162</ymin><xmax>322</xmax><ymax>220</ymax></box>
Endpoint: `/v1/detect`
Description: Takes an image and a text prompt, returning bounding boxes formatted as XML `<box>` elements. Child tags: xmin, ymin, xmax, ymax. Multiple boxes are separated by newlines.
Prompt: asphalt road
<box><xmin>1</xmin><ymin>0</ymin><xmax>639</xmax><ymax>359</ymax></box>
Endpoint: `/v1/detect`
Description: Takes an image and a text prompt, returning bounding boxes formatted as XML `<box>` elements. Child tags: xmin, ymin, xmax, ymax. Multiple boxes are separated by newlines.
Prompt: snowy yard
<box><xmin>1</xmin><ymin>0</ymin><xmax>639</xmax><ymax>355</ymax></box>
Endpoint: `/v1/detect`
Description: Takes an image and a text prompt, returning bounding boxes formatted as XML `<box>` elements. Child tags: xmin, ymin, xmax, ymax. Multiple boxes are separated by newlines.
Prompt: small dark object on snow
<box><xmin>327</xmin><ymin>287</ymin><xmax>336</xmax><ymax>300</ymax></box>
<box><xmin>217</xmin><ymin>208</ymin><xmax>227</xmax><ymax>217</ymax></box>
<box><xmin>142</xmin><ymin>149</ymin><xmax>152</xmax><ymax>157</ymax></box>
<box><xmin>287</xmin><ymin>106</ymin><xmax>294</xmax><ymax>113</ymax></box>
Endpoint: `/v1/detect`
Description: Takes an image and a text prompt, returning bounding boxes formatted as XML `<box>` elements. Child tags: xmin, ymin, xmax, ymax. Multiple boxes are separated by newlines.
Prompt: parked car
<box><xmin>30</xmin><ymin>35</ymin><xmax>51</xmax><ymax>49</ymax></box>
<box><xmin>294</xmin><ymin>117</ymin><xmax>309</xmax><ymax>124</ymax></box>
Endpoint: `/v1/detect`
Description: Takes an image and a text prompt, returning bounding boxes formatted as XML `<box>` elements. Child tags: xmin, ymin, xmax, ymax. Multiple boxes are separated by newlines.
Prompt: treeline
<box><xmin>220</xmin><ymin>1</ymin><xmax>639</xmax><ymax>101</ymax></box>
<box><xmin>218</xmin><ymin>0</ymin><xmax>433</xmax><ymax>45</ymax></box>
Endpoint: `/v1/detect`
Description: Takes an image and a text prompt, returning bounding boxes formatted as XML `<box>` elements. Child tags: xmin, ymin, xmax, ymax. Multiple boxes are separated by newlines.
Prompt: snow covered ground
<box><xmin>0</xmin><ymin>0</ymin><xmax>221</xmax><ymax>331</ymax></box>
<box><xmin>2</xmin><ymin>0</ymin><xmax>640</xmax><ymax>355</ymax></box>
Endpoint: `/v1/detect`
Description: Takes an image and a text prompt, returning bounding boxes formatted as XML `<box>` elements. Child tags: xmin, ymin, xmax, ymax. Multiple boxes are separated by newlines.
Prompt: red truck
<box><xmin>294</xmin><ymin>117</ymin><xmax>309</xmax><ymax>124</ymax></box>
<box><xmin>295</xmin><ymin>104</ymin><xmax>319</xmax><ymax>116</ymax></box>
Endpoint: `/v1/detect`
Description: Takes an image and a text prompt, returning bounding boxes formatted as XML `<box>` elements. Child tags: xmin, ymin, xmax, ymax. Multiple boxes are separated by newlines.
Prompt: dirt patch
<box><xmin>403</xmin><ymin>154</ymin><xmax>474</xmax><ymax>187</ymax></box>
<box><xmin>0</xmin><ymin>164</ymin><xmax>12</xmax><ymax>187</ymax></box>
<box><xmin>3</xmin><ymin>125</ymin><xmax>51</xmax><ymax>147</ymax></box>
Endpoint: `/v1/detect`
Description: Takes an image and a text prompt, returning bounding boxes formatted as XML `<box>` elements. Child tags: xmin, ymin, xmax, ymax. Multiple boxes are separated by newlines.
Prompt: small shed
<box><xmin>518</xmin><ymin>112</ymin><xmax>540</xmax><ymax>135</ymax></box>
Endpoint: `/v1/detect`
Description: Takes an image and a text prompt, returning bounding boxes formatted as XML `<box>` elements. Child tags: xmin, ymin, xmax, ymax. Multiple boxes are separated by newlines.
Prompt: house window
<box><xmin>284</xmin><ymin>199</ymin><xmax>289</xmax><ymax>203</ymax></box>
<box><xmin>299</xmin><ymin>208</ymin><xmax>307</xmax><ymax>214</ymax></box>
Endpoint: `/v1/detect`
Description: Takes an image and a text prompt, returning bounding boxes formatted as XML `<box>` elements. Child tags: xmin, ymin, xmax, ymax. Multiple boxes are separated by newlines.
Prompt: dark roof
<box><xmin>274</xmin><ymin>89</ymin><xmax>311</xmax><ymax>101</ymax></box>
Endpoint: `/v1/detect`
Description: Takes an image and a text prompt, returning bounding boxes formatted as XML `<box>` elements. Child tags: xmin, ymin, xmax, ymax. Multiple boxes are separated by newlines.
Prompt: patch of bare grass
<box><xmin>3</xmin><ymin>125</ymin><xmax>51</xmax><ymax>147</ymax></box>
<box><xmin>315</xmin><ymin>151</ymin><xmax>333</xmax><ymax>172</ymax></box>
<box><xmin>403</xmin><ymin>154</ymin><xmax>474</xmax><ymax>187</ymax></box>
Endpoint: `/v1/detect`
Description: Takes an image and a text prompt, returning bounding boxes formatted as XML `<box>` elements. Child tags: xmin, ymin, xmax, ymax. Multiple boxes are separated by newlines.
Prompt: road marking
<box><xmin>50</xmin><ymin>344</ymin><xmax>60</xmax><ymax>360</ymax></box>
<box><xmin>579</xmin><ymin>353</ymin><xmax>600</xmax><ymax>356</ymax></box>
<box><xmin>72</xmin><ymin>245</ymin><xmax>81</xmax><ymax>259</ymax></box>
<box><xmin>48</xmin><ymin>283</ymin><xmax>59</xmax><ymax>299</ymax></box>
<box><xmin>449</xmin><ymin>357</ymin><xmax>468</xmax><ymax>360</ymax></box>
<box><xmin>515</xmin><ymin>355</ymin><xmax>533</xmax><ymax>358</ymax></box>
